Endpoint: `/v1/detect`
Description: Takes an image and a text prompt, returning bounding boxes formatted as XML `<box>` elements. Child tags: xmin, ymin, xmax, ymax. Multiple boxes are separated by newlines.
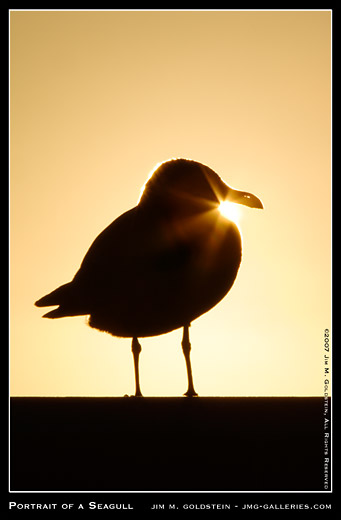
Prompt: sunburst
<box><xmin>219</xmin><ymin>200</ymin><xmax>241</xmax><ymax>225</ymax></box>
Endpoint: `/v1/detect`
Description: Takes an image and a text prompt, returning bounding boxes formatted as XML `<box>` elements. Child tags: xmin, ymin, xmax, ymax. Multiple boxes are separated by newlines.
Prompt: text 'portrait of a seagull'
<box><xmin>35</xmin><ymin>158</ymin><xmax>263</xmax><ymax>396</ymax></box>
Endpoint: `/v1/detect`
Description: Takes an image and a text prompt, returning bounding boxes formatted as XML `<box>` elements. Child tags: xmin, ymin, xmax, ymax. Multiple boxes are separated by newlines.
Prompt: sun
<box><xmin>219</xmin><ymin>201</ymin><xmax>241</xmax><ymax>225</ymax></box>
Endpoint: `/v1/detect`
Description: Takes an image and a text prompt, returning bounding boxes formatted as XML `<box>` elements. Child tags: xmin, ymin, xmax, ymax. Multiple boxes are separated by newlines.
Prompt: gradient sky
<box><xmin>10</xmin><ymin>10</ymin><xmax>331</xmax><ymax>396</ymax></box>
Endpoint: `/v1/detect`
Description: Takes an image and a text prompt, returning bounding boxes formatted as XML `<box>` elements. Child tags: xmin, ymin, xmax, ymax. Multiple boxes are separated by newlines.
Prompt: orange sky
<box><xmin>10</xmin><ymin>10</ymin><xmax>331</xmax><ymax>396</ymax></box>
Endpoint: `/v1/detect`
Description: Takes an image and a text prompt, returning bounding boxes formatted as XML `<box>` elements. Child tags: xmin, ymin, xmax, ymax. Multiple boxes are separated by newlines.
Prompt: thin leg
<box><xmin>131</xmin><ymin>337</ymin><xmax>143</xmax><ymax>397</ymax></box>
<box><xmin>182</xmin><ymin>324</ymin><xmax>198</xmax><ymax>397</ymax></box>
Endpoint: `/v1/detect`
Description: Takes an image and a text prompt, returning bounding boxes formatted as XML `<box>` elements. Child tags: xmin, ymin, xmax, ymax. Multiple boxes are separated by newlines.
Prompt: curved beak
<box><xmin>223</xmin><ymin>186</ymin><xmax>264</xmax><ymax>209</ymax></box>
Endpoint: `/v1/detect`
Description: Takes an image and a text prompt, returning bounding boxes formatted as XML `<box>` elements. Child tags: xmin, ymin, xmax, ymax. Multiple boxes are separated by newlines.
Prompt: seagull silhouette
<box><xmin>35</xmin><ymin>158</ymin><xmax>263</xmax><ymax>397</ymax></box>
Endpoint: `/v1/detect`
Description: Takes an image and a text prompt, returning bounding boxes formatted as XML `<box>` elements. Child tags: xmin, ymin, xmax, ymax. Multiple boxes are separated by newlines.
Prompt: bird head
<box><xmin>139</xmin><ymin>158</ymin><xmax>263</xmax><ymax>217</ymax></box>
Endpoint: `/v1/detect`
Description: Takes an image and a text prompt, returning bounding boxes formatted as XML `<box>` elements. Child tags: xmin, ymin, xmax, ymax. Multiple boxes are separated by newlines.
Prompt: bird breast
<box><xmin>81</xmin><ymin>207</ymin><xmax>242</xmax><ymax>337</ymax></box>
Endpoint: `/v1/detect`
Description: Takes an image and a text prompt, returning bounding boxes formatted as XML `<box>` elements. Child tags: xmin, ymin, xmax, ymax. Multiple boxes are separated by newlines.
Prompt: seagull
<box><xmin>35</xmin><ymin>158</ymin><xmax>263</xmax><ymax>397</ymax></box>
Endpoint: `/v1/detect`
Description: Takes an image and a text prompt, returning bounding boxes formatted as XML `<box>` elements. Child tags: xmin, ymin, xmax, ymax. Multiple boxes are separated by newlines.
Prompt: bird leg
<box><xmin>131</xmin><ymin>337</ymin><xmax>143</xmax><ymax>397</ymax></box>
<box><xmin>182</xmin><ymin>325</ymin><xmax>198</xmax><ymax>397</ymax></box>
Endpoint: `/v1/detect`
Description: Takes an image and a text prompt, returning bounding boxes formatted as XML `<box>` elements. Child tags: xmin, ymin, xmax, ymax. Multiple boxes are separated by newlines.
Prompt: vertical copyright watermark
<box><xmin>323</xmin><ymin>328</ymin><xmax>331</xmax><ymax>491</ymax></box>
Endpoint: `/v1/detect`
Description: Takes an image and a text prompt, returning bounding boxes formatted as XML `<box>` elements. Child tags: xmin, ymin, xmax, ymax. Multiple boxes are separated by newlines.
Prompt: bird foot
<box><xmin>184</xmin><ymin>389</ymin><xmax>198</xmax><ymax>397</ymax></box>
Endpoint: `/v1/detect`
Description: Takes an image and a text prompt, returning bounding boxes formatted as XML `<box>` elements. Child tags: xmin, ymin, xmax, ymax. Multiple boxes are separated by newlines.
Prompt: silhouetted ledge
<box><xmin>10</xmin><ymin>397</ymin><xmax>329</xmax><ymax>492</ymax></box>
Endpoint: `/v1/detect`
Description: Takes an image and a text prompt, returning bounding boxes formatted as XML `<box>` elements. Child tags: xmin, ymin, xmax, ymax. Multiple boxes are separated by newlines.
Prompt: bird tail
<box><xmin>35</xmin><ymin>282</ymin><xmax>81</xmax><ymax>319</ymax></box>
